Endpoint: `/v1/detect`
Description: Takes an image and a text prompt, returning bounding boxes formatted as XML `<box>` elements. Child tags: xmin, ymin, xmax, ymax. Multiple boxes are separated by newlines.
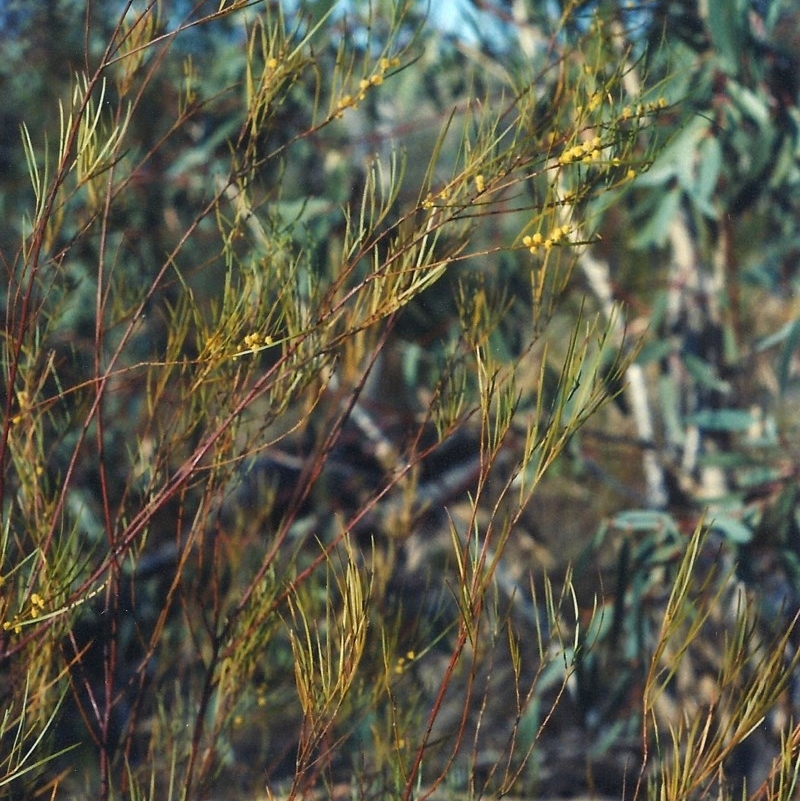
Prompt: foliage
<box><xmin>1</xmin><ymin>1</ymin><xmax>800</xmax><ymax>801</ymax></box>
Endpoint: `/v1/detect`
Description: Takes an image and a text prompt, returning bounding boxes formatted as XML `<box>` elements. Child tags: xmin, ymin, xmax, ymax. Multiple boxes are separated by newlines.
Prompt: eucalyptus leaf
<box><xmin>270</xmin><ymin>197</ymin><xmax>338</xmax><ymax>236</ymax></box>
<box><xmin>630</xmin><ymin>187</ymin><xmax>681</xmax><ymax>249</ymax></box>
<box><xmin>710</xmin><ymin>514</ymin><xmax>753</xmax><ymax>545</ymax></box>
<box><xmin>706</xmin><ymin>0</ymin><xmax>746</xmax><ymax>75</ymax></box>
<box><xmin>683</xmin><ymin>353</ymin><xmax>731</xmax><ymax>393</ymax></box>
<box><xmin>688</xmin><ymin>408</ymin><xmax>754</xmax><ymax>432</ymax></box>
<box><xmin>756</xmin><ymin>317</ymin><xmax>798</xmax><ymax>352</ymax></box>
<box><xmin>697</xmin><ymin>450</ymin><xmax>751</xmax><ymax>469</ymax></box>
<box><xmin>635</xmin><ymin>338</ymin><xmax>674</xmax><ymax>366</ymax></box>
<box><xmin>694</xmin><ymin>136</ymin><xmax>722</xmax><ymax>202</ymax></box>
<box><xmin>632</xmin><ymin>117</ymin><xmax>710</xmax><ymax>190</ymax></box>
<box><xmin>659</xmin><ymin>373</ymin><xmax>685</xmax><ymax>447</ymax></box>
<box><xmin>736</xmin><ymin>466</ymin><xmax>786</xmax><ymax>489</ymax></box>
<box><xmin>769</xmin><ymin>132</ymin><xmax>800</xmax><ymax>189</ymax></box>
<box><xmin>726</xmin><ymin>80</ymin><xmax>772</xmax><ymax>129</ymax></box>
<box><xmin>777</xmin><ymin>316</ymin><xmax>800</xmax><ymax>393</ymax></box>
<box><xmin>612</xmin><ymin>510</ymin><xmax>677</xmax><ymax>533</ymax></box>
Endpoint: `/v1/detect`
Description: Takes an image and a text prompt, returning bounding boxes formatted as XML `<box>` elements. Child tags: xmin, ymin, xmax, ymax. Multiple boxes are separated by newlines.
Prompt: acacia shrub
<box><xmin>0</xmin><ymin>2</ymin><xmax>773</xmax><ymax>801</ymax></box>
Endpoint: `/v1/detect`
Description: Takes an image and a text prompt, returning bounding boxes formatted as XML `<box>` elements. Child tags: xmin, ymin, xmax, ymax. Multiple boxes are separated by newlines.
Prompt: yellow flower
<box><xmin>266</xmin><ymin>57</ymin><xmax>278</xmax><ymax>70</ymax></box>
<box><xmin>523</xmin><ymin>231</ymin><xmax>545</xmax><ymax>253</ymax></box>
<box><xmin>243</xmin><ymin>333</ymin><xmax>273</xmax><ymax>353</ymax></box>
<box><xmin>474</xmin><ymin>174</ymin><xmax>485</xmax><ymax>193</ymax></box>
<box><xmin>3</xmin><ymin>620</ymin><xmax>22</xmax><ymax>635</ymax></box>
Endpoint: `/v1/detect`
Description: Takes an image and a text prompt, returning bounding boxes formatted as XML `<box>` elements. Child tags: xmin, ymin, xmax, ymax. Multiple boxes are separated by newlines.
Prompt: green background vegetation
<box><xmin>2</xmin><ymin>1</ymin><xmax>800</xmax><ymax>799</ymax></box>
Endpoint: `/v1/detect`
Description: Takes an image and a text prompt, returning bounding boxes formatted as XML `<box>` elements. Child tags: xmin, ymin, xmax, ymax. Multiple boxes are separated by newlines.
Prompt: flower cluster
<box><xmin>575</xmin><ymin>89</ymin><xmax>605</xmax><ymax>117</ymax></box>
<box><xmin>523</xmin><ymin>224</ymin><xmax>573</xmax><ymax>253</ymax></box>
<box><xmin>2</xmin><ymin>591</ymin><xmax>46</xmax><ymax>635</ymax></box>
<box><xmin>10</xmin><ymin>388</ymin><xmax>30</xmax><ymax>426</ymax></box>
<box><xmin>242</xmin><ymin>332</ymin><xmax>274</xmax><ymax>353</ymax></box>
<box><xmin>393</xmin><ymin>650</ymin><xmax>416</xmax><ymax>675</ymax></box>
<box><xmin>2</xmin><ymin>618</ymin><xmax>22</xmax><ymax>635</ymax></box>
<box><xmin>620</xmin><ymin>97</ymin><xmax>668</xmax><ymax>121</ymax></box>
<box><xmin>422</xmin><ymin>186</ymin><xmax>450</xmax><ymax>210</ymax></box>
<box><xmin>558</xmin><ymin>135</ymin><xmax>603</xmax><ymax>166</ymax></box>
<box><xmin>421</xmin><ymin>169</ymin><xmax>486</xmax><ymax>210</ymax></box>
<box><xmin>334</xmin><ymin>56</ymin><xmax>400</xmax><ymax>118</ymax></box>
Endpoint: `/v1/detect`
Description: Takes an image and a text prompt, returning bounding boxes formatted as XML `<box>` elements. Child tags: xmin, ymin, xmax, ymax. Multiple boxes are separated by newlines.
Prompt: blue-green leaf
<box><xmin>612</xmin><ymin>510</ymin><xmax>677</xmax><ymax>534</ymax></box>
<box><xmin>710</xmin><ymin>514</ymin><xmax>753</xmax><ymax>545</ymax></box>
<box><xmin>659</xmin><ymin>374</ymin><xmax>685</xmax><ymax>446</ymax></box>
<box><xmin>777</xmin><ymin>317</ymin><xmax>800</xmax><ymax>393</ymax></box>
<box><xmin>706</xmin><ymin>0</ymin><xmax>746</xmax><ymax>75</ymax></box>
<box><xmin>688</xmin><ymin>408</ymin><xmax>754</xmax><ymax>432</ymax></box>
<box><xmin>683</xmin><ymin>353</ymin><xmax>731</xmax><ymax>393</ymax></box>
<box><xmin>630</xmin><ymin>187</ymin><xmax>681</xmax><ymax>249</ymax></box>
<box><xmin>635</xmin><ymin>338</ymin><xmax>674</xmax><ymax>366</ymax></box>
